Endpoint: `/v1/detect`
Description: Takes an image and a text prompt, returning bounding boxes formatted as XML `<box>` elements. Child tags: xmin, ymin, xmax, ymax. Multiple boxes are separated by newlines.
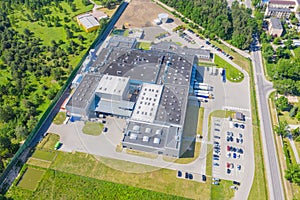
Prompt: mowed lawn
<box><xmin>211</xmin><ymin>180</ymin><xmax>235</xmax><ymax>200</ymax></box>
<box><xmin>37</xmin><ymin>133</ymin><xmax>60</xmax><ymax>150</ymax></box>
<box><xmin>53</xmin><ymin>112</ymin><xmax>66</xmax><ymax>125</ymax></box>
<box><xmin>214</xmin><ymin>55</ymin><xmax>244</xmax><ymax>82</ymax></box>
<box><xmin>32</xmin><ymin>149</ymin><xmax>56</xmax><ymax>162</ymax></box>
<box><xmin>82</xmin><ymin>122</ymin><xmax>104</xmax><ymax>136</ymax></box>
<box><xmin>136</xmin><ymin>42</ymin><xmax>152</xmax><ymax>50</ymax></box>
<box><xmin>17</xmin><ymin>167</ymin><xmax>45</xmax><ymax>191</ymax></box>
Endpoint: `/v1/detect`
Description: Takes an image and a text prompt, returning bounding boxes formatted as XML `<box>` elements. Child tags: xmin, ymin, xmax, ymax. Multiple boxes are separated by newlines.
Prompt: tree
<box><xmin>275</xmin><ymin>96</ymin><xmax>291</xmax><ymax>111</ymax></box>
<box><xmin>285</xmin><ymin>164</ymin><xmax>300</xmax><ymax>185</ymax></box>
<box><xmin>274</xmin><ymin>120</ymin><xmax>289</xmax><ymax>137</ymax></box>
<box><xmin>296</xmin><ymin>112</ymin><xmax>300</xmax><ymax>121</ymax></box>
<box><xmin>23</xmin><ymin>28</ymin><xmax>31</xmax><ymax>36</ymax></box>
<box><xmin>284</xmin><ymin>39</ymin><xmax>293</xmax><ymax>49</ymax></box>
<box><xmin>291</xmin><ymin>127</ymin><xmax>300</xmax><ymax>140</ymax></box>
<box><xmin>273</xmin><ymin>37</ymin><xmax>281</xmax><ymax>45</ymax></box>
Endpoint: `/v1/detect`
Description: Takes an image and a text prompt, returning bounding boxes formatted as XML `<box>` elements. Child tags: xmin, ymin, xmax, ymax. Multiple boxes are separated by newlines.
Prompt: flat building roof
<box><xmin>131</xmin><ymin>83</ymin><xmax>164</xmax><ymax>123</ymax></box>
<box><xmin>77</xmin><ymin>14</ymin><xmax>100</xmax><ymax>29</ymax></box>
<box><xmin>96</xmin><ymin>74</ymin><xmax>129</xmax><ymax>96</ymax></box>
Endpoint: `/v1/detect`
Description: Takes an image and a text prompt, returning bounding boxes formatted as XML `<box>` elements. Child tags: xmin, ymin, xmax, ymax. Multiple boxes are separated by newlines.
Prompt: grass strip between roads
<box><xmin>248</xmin><ymin>61</ymin><xmax>268</xmax><ymax>200</ymax></box>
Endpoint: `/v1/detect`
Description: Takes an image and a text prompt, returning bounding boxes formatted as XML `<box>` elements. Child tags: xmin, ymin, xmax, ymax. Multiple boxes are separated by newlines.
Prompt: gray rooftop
<box><xmin>268</xmin><ymin>7</ymin><xmax>292</xmax><ymax>13</ymax></box>
<box><xmin>67</xmin><ymin>74</ymin><xmax>101</xmax><ymax>109</ymax></box>
<box><xmin>96</xmin><ymin>74</ymin><xmax>129</xmax><ymax>96</ymax></box>
<box><xmin>154</xmin><ymin>85</ymin><xmax>188</xmax><ymax>126</ymax></box>
<box><xmin>151</xmin><ymin>42</ymin><xmax>210</xmax><ymax>58</ymax></box>
<box><xmin>101</xmin><ymin>49</ymin><xmax>163</xmax><ymax>83</ymax></box>
<box><xmin>95</xmin><ymin>99</ymin><xmax>134</xmax><ymax>117</ymax></box>
<box><xmin>270</xmin><ymin>18</ymin><xmax>283</xmax><ymax>30</ymax></box>
<box><xmin>106</xmin><ymin>35</ymin><xmax>136</xmax><ymax>49</ymax></box>
<box><xmin>123</xmin><ymin>121</ymin><xmax>181</xmax><ymax>150</ymax></box>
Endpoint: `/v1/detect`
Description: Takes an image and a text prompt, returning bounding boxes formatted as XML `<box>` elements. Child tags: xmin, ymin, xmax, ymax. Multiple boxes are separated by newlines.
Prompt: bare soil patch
<box><xmin>115</xmin><ymin>0</ymin><xmax>182</xmax><ymax>28</ymax></box>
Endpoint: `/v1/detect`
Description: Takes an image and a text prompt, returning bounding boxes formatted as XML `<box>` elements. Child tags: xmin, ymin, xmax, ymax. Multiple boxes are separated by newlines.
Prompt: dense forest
<box><xmin>160</xmin><ymin>0</ymin><xmax>257</xmax><ymax>49</ymax></box>
<box><xmin>0</xmin><ymin>0</ymin><xmax>109</xmax><ymax>173</ymax></box>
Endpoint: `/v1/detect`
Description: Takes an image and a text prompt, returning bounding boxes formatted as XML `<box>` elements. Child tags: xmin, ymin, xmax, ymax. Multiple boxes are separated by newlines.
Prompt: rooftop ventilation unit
<box><xmin>156</xmin><ymin>129</ymin><xmax>162</xmax><ymax>135</ymax></box>
<box><xmin>143</xmin><ymin>136</ymin><xmax>149</xmax><ymax>142</ymax></box>
<box><xmin>133</xmin><ymin>125</ymin><xmax>140</xmax><ymax>132</ymax></box>
<box><xmin>130</xmin><ymin>133</ymin><xmax>138</xmax><ymax>140</ymax></box>
<box><xmin>153</xmin><ymin>137</ymin><xmax>160</xmax><ymax>144</ymax></box>
<box><xmin>145</xmin><ymin>128</ymin><xmax>152</xmax><ymax>134</ymax></box>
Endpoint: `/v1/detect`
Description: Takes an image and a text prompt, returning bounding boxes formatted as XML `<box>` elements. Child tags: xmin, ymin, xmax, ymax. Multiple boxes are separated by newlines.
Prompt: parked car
<box><xmin>213</xmin><ymin>162</ymin><xmax>219</xmax><ymax>167</ymax></box>
<box><xmin>177</xmin><ymin>171</ymin><xmax>182</xmax><ymax>177</ymax></box>
<box><xmin>202</xmin><ymin>175</ymin><xmax>206</xmax><ymax>181</ymax></box>
<box><xmin>188</xmin><ymin>173</ymin><xmax>193</xmax><ymax>180</ymax></box>
<box><xmin>212</xmin><ymin>181</ymin><xmax>219</xmax><ymax>185</ymax></box>
<box><xmin>233</xmin><ymin>181</ymin><xmax>241</xmax><ymax>186</ymax></box>
<box><xmin>185</xmin><ymin>172</ymin><xmax>189</xmax><ymax>179</ymax></box>
<box><xmin>103</xmin><ymin>127</ymin><xmax>108</xmax><ymax>132</ymax></box>
<box><xmin>212</xmin><ymin>177</ymin><xmax>220</xmax><ymax>181</ymax></box>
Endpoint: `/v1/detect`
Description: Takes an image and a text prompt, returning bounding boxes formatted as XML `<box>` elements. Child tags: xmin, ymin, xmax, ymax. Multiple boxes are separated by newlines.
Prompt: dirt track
<box><xmin>115</xmin><ymin>0</ymin><xmax>182</xmax><ymax>28</ymax></box>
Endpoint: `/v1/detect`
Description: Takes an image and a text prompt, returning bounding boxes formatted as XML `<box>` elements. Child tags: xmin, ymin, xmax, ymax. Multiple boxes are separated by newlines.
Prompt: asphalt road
<box><xmin>252</xmin><ymin>50</ymin><xmax>284</xmax><ymax>200</ymax></box>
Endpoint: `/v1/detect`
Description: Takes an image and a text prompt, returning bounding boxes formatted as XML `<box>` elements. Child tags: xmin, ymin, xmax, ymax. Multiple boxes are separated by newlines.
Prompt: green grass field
<box><xmin>17</xmin><ymin>167</ymin><xmax>45</xmax><ymax>191</ymax></box>
<box><xmin>214</xmin><ymin>55</ymin><xmax>244</xmax><ymax>82</ymax></box>
<box><xmin>37</xmin><ymin>133</ymin><xmax>60</xmax><ymax>150</ymax></box>
<box><xmin>10</xmin><ymin>169</ymin><xmax>188</xmax><ymax>200</ymax></box>
<box><xmin>136</xmin><ymin>42</ymin><xmax>152</xmax><ymax>50</ymax></box>
<box><xmin>82</xmin><ymin>122</ymin><xmax>104</xmax><ymax>136</ymax></box>
<box><xmin>211</xmin><ymin>180</ymin><xmax>235</xmax><ymax>200</ymax></box>
<box><xmin>53</xmin><ymin>112</ymin><xmax>66</xmax><ymax>125</ymax></box>
<box><xmin>32</xmin><ymin>149</ymin><xmax>56</xmax><ymax>162</ymax></box>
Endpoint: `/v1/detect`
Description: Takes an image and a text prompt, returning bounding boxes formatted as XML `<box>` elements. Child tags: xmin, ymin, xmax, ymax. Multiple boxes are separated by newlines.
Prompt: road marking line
<box><xmin>222</xmin><ymin>106</ymin><xmax>250</xmax><ymax>112</ymax></box>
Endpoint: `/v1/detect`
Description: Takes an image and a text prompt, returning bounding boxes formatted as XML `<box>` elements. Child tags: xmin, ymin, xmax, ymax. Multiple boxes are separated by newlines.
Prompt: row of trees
<box><xmin>160</xmin><ymin>0</ymin><xmax>257</xmax><ymax>49</ymax></box>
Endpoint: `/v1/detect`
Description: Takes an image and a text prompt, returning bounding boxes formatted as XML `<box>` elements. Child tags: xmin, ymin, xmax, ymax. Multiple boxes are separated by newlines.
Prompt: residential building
<box><xmin>269</xmin><ymin>18</ymin><xmax>283</xmax><ymax>37</ymax></box>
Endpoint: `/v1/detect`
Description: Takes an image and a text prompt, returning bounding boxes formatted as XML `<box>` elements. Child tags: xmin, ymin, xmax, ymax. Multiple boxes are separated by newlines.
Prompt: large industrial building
<box><xmin>66</xmin><ymin>36</ymin><xmax>207</xmax><ymax>157</ymax></box>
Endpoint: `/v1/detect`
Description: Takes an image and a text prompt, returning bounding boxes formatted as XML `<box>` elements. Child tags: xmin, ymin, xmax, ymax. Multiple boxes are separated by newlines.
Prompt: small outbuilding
<box><xmin>77</xmin><ymin>14</ymin><xmax>100</xmax><ymax>32</ymax></box>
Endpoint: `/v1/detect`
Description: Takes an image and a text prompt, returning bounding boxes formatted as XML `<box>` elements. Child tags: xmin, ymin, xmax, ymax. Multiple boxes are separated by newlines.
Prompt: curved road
<box><xmin>252</xmin><ymin>49</ymin><xmax>284</xmax><ymax>200</ymax></box>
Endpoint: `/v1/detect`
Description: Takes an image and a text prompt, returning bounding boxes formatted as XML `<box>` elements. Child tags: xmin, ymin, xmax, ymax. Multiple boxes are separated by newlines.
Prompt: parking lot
<box><xmin>211</xmin><ymin>116</ymin><xmax>252</xmax><ymax>184</ymax></box>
